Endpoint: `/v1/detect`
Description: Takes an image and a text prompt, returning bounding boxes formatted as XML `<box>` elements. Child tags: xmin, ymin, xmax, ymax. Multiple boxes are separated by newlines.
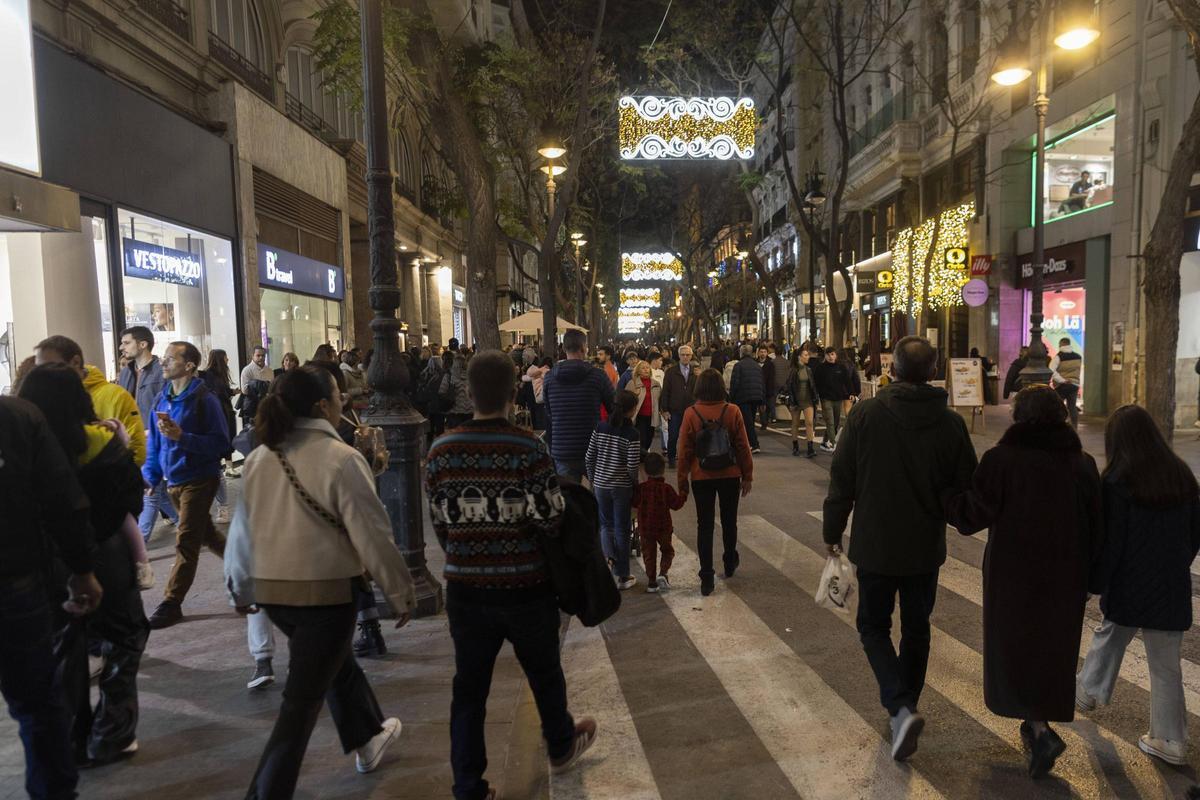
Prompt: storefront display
<box><xmin>257</xmin><ymin>242</ymin><xmax>345</xmax><ymax>362</ymax></box>
<box><xmin>1016</xmin><ymin>239</ymin><xmax>1090</xmax><ymax>396</ymax></box>
<box><xmin>1037</xmin><ymin>113</ymin><xmax>1115</xmax><ymax>224</ymax></box>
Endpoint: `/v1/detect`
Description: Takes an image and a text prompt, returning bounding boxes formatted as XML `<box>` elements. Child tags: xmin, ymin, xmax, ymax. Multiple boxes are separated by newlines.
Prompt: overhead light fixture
<box><xmin>991</xmin><ymin>28</ymin><xmax>1032</xmax><ymax>86</ymax></box>
<box><xmin>399</xmin><ymin>244</ymin><xmax>408</xmax><ymax>250</ymax></box>
<box><xmin>1054</xmin><ymin>0</ymin><xmax>1100</xmax><ymax>50</ymax></box>
<box><xmin>538</xmin><ymin>135</ymin><xmax>566</xmax><ymax>160</ymax></box>
<box><xmin>539</xmin><ymin>164</ymin><xmax>567</xmax><ymax>177</ymax></box>
<box><xmin>570</xmin><ymin>231</ymin><xmax>585</xmax><ymax>241</ymax></box>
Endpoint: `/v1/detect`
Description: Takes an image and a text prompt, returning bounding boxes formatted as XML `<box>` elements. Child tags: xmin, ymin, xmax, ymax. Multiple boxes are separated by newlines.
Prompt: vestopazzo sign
<box><xmin>122</xmin><ymin>238</ymin><xmax>203</xmax><ymax>287</ymax></box>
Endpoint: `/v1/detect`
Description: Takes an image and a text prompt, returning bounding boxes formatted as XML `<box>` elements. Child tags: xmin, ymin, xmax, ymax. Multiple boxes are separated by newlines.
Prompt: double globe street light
<box><xmin>990</xmin><ymin>0</ymin><xmax>1100</xmax><ymax>387</ymax></box>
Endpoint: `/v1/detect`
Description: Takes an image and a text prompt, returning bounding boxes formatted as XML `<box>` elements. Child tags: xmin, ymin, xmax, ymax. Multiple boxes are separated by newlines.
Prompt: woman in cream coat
<box><xmin>226</xmin><ymin>365</ymin><xmax>415</xmax><ymax>798</ymax></box>
<box><xmin>625</xmin><ymin>360</ymin><xmax>663</xmax><ymax>452</ymax></box>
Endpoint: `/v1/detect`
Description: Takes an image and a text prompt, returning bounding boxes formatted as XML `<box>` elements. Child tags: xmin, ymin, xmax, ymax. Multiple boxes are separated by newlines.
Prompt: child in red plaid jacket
<box><xmin>634</xmin><ymin>452</ymin><xmax>688</xmax><ymax>592</ymax></box>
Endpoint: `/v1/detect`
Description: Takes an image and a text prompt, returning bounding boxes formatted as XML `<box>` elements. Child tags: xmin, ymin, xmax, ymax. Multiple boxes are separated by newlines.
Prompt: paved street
<box><xmin>4</xmin><ymin>410</ymin><xmax>1200</xmax><ymax>799</ymax></box>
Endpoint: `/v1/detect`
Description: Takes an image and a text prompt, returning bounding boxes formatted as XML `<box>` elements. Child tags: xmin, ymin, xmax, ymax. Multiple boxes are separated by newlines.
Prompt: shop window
<box><xmin>118</xmin><ymin>209</ymin><xmax>240</xmax><ymax>375</ymax></box>
<box><xmin>959</xmin><ymin>0</ymin><xmax>980</xmax><ymax>79</ymax></box>
<box><xmin>1033</xmin><ymin>113</ymin><xmax>1115</xmax><ymax>225</ymax></box>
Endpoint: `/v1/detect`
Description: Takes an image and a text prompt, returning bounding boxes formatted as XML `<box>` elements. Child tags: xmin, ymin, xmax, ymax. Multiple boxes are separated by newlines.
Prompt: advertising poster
<box><xmin>125</xmin><ymin>302</ymin><xmax>176</xmax><ymax>333</ymax></box>
<box><xmin>1042</xmin><ymin>289</ymin><xmax>1086</xmax><ymax>358</ymax></box>
<box><xmin>948</xmin><ymin>358</ymin><xmax>984</xmax><ymax>407</ymax></box>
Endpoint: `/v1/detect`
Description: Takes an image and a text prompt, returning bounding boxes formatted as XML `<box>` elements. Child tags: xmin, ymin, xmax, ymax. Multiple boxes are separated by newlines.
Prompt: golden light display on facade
<box><xmin>619</xmin><ymin>288</ymin><xmax>662</xmax><ymax>307</ymax></box>
<box><xmin>621</xmin><ymin>252</ymin><xmax>683</xmax><ymax>282</ymax></box>
<box><xmin>618</xmin><ymin>97</ymin><xmax>756</xmax><ymax>160</ymax></box>
<box><xmin>892</xmin><ymin>202</ymin><xmax>975</xmax><ymax>315</ymax></box>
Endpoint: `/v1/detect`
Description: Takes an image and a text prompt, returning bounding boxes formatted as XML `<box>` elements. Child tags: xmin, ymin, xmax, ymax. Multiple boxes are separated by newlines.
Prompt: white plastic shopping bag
<box><xmin>814</xmin><ymin>555</ymin><xmax>856</xmax><ymax>613</ymax></box>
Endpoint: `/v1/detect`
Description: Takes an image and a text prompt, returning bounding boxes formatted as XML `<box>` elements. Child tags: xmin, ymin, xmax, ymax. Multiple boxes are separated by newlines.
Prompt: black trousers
<box><xmin>247</xmin><ymin>603</ymin><xmax>384</xmax><ymax>800</ymax></box>
<box><xmin>64</xmin><ymin>535</ymin><xmax>149</xmax><ymax>762</ymax></box>
<box><xmin>855</xmin><ymin>568</ymin><xmax>939</xmax><ymax>716</ymax></box>
<box><xmin>691</xmin><ymin>477</ymin><xmax>741</xmax><ymax>580</ymax></box>
<box><xmin>447</xmin><ymin>588</ymin><xmax>574</xmax><ymax>800</ymax></box>
<box><xmin>635</xmin><ymin>415</ymin><xmax>654</xmax><ymax>452</ymax></box>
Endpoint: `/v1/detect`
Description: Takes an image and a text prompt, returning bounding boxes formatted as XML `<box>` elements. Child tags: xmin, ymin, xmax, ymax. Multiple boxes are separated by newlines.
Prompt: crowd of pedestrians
<box><xmin>2</xmin><ymin>323</ymin><xmax>1199</xmax><ymax>799</ymax></box>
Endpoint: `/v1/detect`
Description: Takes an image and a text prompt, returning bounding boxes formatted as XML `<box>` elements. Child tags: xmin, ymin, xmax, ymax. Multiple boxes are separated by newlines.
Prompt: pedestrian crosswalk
<box><xmin>555</xmin><ymin>512</ymin><xmax>1200</xmax><ymax>799</ymax></box>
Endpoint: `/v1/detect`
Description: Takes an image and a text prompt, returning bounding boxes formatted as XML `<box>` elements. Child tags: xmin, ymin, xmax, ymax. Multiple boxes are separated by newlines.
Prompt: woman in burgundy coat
<box><xmin>943</xmin><ymin>385</ymin><xmax>1104</xmax><ymax>779</ymax></box>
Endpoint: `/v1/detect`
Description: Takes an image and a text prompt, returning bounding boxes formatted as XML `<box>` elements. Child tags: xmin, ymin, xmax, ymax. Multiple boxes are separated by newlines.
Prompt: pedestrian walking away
<box><xmin>728</xmin><ymin>345</ymin><xmax>764</xmax><ymax>453</ymax></box>
<box><xmin>425</xmin><ymin>350</ymin><xmax>598</xmax><ymax>800</ymax></box>
<box><xmin>1050</xmin><ymin>338</ymin><xmax>1082</xmax><ymax>429</ymax></box>
<box><xmin>143</xmin><ymin>341</ymin><xmax>232</xmax><ymax>630</ymax></box>
<box><xmin>586</xmin><ymin>390</ymin><xmax>642</xmax><ymax>590</ymax></box>
<box><xmin>543</xmin><ymin>329</ymin><xmax>615</xmax><ymax>483</ymax></box>
<box><xmin>225</xmin><ymin>364</ymin><xmax>416</xmax><ymax>798</ymax></box>
<box><xmin>943</xmin><ymin>385</ymin><xmax>1103</xmax><ymax>779</ymax></box>
<box><xmin>677</xmin><ymin>368</ymin><xmax>754</xmax><ymax>596</ymax></box>
<box><xmin>634</xmin><ymin>452</ymin><xmax>687</xmax><ymax>592</ymax></box>
<box><xmin>823</xmin><ymin>336</ymin><xmax>977</xmax><ymax>762</ymax></box>
<box><xmin>1076</xmin><ymin>404</ymin><xmax>1200</xmax><ymax>767</ymax></box>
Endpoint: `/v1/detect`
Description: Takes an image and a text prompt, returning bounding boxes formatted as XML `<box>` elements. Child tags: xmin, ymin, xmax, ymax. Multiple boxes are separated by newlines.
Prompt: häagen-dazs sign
<box><xmin>122</xmin><ymin>238</ymin><xmax>203</xmax><ymax>287</ymax></box>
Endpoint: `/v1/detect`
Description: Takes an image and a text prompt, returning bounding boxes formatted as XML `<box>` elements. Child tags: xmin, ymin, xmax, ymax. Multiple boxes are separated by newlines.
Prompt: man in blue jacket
<box><xmin>143</xmin><ymin>341</ymin><xmax>231</xmax><ymax>629</ymax></box>
<box><xmin>118</xmin><ymin>325</ymin><xmax>179</xmax><ymax>541</ymax></box>
<box><xmin>543</xmin><ymin>329</ymin><xmax>614</xmax><ymax>482</ymax></box>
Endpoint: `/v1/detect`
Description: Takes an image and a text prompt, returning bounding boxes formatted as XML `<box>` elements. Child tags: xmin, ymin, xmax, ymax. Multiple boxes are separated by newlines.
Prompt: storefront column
<box><xmin>6</xmin><ymin>228</ymin><xmax>104</xmax><ymax>363</ymax></box>
<box><xmin>404</xmin><ymin>258</ymin><xmax>423</xmax><ymax>339</ymax></box>
<box><xmin>1084</xmin><ymin>236</ymin><xmax>1110</xmax><ymax>414</ymax></box>
<box><xmin>424</xmin><ymin>266</ymin><xmax>445</xmax><ymax>344</ymax></box>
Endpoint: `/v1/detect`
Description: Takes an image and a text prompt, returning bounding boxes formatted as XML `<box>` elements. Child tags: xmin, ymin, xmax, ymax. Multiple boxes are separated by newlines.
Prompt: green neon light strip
<box><xmin>1029</xmin><ymin>111</ymin><xmax>1117</xmax><ymax>228</ymax></box>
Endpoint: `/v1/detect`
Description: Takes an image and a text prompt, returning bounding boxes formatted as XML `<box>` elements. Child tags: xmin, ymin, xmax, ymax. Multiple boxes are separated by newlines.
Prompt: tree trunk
<box><xmin>1143</xmin><ymin>77</ymin><xmax>1200</xmax><ymax>438</ymax></box>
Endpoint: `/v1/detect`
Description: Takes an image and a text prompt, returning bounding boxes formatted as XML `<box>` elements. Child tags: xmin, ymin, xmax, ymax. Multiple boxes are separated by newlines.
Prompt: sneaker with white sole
<box><xmin>1075</xmin><ymin>682</ymin><xmax>1097</xmax><ymax>712</ymax></box>
<box><xmin>247</xmin><ymin>659</ymin><xmax>274</xmax><ymax>690</ymax></box>
<box><xmin>1139</xmin><ymin>734</ymin><xmax>1187</xmax><ymax>765</ymax></box>
<box><xmin>617</xmin><ymin>577</ymin><xmax>637</xmax><ymax>591</ymax></box>
<box><xmin>215</xmin><ymin>505</ymin><xmax>230</xmax><ymax>525</ymax></box>
<box><xmin>890</xmin><ymin>707</ymin><xmax>925</xmax><ymax>761</ymax></box>
<box><xmin>646</xmin><ymin>581</ymin><xmax>659</xmax><ymax>593</ymax></box>
<box><xmin>549</xmin><ymin>718</ymin><xmax>597</xmax><ymax>774</ymax></box>
<box><xmin>356</xmin><ymin>717</ymin><xmax>402</xmax><ymax>774</ymax></box>
<box><xmin>657</xmin><ymin>575</ymin><xmax>671</xmax><ymax>591</ymax></box>
<box><xmin>136</xmin><ymin>561</ymin><xmax>155</xmax><ymax>591</ymax></box>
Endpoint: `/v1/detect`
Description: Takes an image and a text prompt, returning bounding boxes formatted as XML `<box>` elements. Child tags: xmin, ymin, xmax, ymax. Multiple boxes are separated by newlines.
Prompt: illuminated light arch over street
<box><xmin>621</xmin><ymin>252</ymin><xmax>684</xmax><ymax>282</ymax></box>
<box><xmin>618</xmin><ymin>97</ymin><xmax>756</xmax><ymax>160</ymax></box>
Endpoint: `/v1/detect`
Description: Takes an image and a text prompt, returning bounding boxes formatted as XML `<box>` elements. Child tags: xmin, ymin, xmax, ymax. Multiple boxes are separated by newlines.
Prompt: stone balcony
<box><xmin>844</xmin><ymin>119</ymin><xmax>922</xmax><ymax>206</ymax></box>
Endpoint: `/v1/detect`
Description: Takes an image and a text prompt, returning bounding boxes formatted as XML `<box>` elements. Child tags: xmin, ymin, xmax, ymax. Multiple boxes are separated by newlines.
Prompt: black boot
<box><xmin>806</xmin><ymin>441</ymin><xmax>816</xmax><ymax>458</ymax></box>
<box><xmin>353</xmin><ymin>619</ymin><xmax>387</xmax><ymax>658</ymax></box>
<box><xmin>792</xmin><ymin>440</ymin><xmax>800</xmax><ymax>456</ymax></box>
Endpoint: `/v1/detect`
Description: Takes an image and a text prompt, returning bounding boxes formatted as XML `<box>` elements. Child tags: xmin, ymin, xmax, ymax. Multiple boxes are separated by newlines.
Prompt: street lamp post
<box><xmin>537</xmin><ymin>137</ymin><xmax>566</xmax><ymax>351</ymax></box>
<box><xmin>359</xmin><ymin>0</ymin><xmax>441</xmax><ymax>616</ymax></box>
<box><xmin>991</xmin><ymin>0</ymin><xmax>1099</xmax><ymax>387</ymax></box>
<box><xmin>803</xmin><ymin>167</ymin><xmax>827</xmax><ymax>344</ymax></box>
<box><xmin>571</xmin><ymin>232</ymin><xmax>587</xmax><ymax>327</ymax></box>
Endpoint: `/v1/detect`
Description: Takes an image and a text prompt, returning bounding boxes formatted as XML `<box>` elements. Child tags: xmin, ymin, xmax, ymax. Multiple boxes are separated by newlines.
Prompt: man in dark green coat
<box><xmin>823</xmin><ymin>336</ymin><xmax>977</xmax><ymax>763</ymax></box>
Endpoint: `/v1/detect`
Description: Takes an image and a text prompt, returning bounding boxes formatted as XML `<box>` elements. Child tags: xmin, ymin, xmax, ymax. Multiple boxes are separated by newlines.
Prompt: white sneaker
<box><xmin>617</xmin><ymin>577</ymin><xmax>637</xmax><ymax>591</ymax></box>
<box><xmin>1138</xmin><ymin>734</ymin><xmax>1187</xmax><ymax>765</ymax></box>
<box><xmin>890</xmin><ymin>708</ymin><xmax>925</xmax><ymax>761</ymax></box>
<box><xmin>657</xmin><ymin>575</ymin><xmax>671</xmax><ymax>591</ymax></box>
<box><xmin>214</xmin><ymin>505</ymin><xmax>230</xmax><ymax>524</ymax></box>
<box><xmin>136</xmin><ymin>561</ymin><xmax>155</xmax><ymax>591</ymax></box>
<box><xmin>88</xmin><ymin>654</ymin><xmax>105</xmax><ymax>681</ymax></box>
<box><xmin>356</xmin><ymin>717</ymin><xmax>402</xmax><ymax>774</ymax></box>
<box><xmin>821</xmin><ymin>441</ymin><xmax>836</xmax><ymax>452</ymax></box>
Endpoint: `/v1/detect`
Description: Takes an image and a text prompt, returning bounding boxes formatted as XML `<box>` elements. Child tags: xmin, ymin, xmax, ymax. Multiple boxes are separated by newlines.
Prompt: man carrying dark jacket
<box><xmin>143</xmin><ymin>341</ymin><xmax>231</xmax><ymax>629</ymax></box>
<box><xmin>729</xmin><ymin>345</ymin><xmax>764</xmax><ymax>452</ymax></box>
<box><xmin>822</xmin><ymin>336</ymin><xmax>977</xmax><ymax>763</ymax></box>
<box><xmin>543</xmin><ymin>329</ymin><xmax>615</xmax><ymax>482</ymax></box>
<box><xmin>0</xmin><ymin>395</ymin><xmax>101</xmax><ymax>798</ymax></box>
<box><xmin>659</xmin><ymin>345</ymin><xmax>698</xmax><ymax>468</ymax></box>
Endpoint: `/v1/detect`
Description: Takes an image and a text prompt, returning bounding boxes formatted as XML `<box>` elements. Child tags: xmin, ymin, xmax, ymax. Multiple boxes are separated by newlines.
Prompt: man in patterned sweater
<box><xmin>425</xmin><ymin>350</ymin><xmax>597</xmax><ymax>800</ymax></box>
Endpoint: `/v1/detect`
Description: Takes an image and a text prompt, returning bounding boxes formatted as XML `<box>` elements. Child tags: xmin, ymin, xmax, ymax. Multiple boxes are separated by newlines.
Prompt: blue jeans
<box><xmin>666</xmin><ymin>412</ymin><xmax>684</xmax><ymax>463</ymax></box>
<box><xmin>554</xmin><ymin>459</ymin><xmax>586</xmax><ymax>484</ymax></box>
<box><xmin>447</xmin><ymin>587</ymin><xmax>574</xmax><ymax>800</ymax></box>
<box><xmin>595</xmin><ymin>485</ymin><xmax>633</xmax><ymax>579</ymax></box>
<box><xmin>0</xmin><ymin>574</ymin><xmax>78</xmax><ymax>799</ymax></box>
<box><xmin>137</xmin><ymin>479</ymin><xmax>178</xmax><ymax>542</ymax></box>
<box><xmin>737</xmin><ymin>402</ymin><xmax>761</xmax><ymax>449</ymax></box>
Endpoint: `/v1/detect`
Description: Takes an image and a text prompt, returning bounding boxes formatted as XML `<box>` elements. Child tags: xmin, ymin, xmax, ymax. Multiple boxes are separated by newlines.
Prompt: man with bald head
<box><xmin>659</xmin><ymin>345</ymin><xmax>698</xmax><ymax>468</ymax></box>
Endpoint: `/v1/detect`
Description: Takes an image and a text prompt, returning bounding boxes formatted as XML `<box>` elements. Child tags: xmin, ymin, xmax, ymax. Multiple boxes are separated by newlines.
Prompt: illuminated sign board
<box><xmin>0</xmin><ymin>0</ymin><xmax>41</xmax><ymax>174</ymax></box>
<box><xmin>122</xmin><ymin>239</ymin><xmax>203</xmax><ymax>287</ymax></box>
<box><xmin>621</xmin><ymin>252</ymin><xmax>683</xmax><ymax>282</ymax></box>
<box><xmin>257</xmin><ymin>243</ymin><xmax>345</xmax><ymax>300</ymax></box>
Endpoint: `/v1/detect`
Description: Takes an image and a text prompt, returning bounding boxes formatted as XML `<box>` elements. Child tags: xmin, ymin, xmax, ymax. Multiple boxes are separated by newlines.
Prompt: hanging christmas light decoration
<box><xmin>891</xmin><ymin>201</ymin><xmax>975</xmax><ymax>315</ymax></box>
<box><xmin>618</xmin><ymin>97</ymin><xmax>756</xmax><ymax>160</ymax></box>
<box><xmin>619</xmin><ymin>288</ymin><xmax>662</xmax><ymax>307</ymax></box>
<box><xmin>622</xmin><ymin>252</ymin><xmax>683</xmax><ymax>281</ymax></box>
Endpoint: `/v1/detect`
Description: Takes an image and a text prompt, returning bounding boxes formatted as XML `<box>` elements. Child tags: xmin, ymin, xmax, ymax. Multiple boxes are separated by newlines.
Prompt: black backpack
<box><xmin>415</xmin><ymin>367</ymin><xmax>443</xmax><ymax>414</ymax></box>
<box><xmin>694</xmin><ymin>404</ymin><xmax>735</xmax><ymax>471</ymax></box>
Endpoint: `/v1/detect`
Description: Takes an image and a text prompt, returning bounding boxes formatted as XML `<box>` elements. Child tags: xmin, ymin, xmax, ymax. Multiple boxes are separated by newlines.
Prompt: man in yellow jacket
<box><xmin>33</xmin><ymin>335</ymin><xmax>147</xmax><ymax>466</ymax></box>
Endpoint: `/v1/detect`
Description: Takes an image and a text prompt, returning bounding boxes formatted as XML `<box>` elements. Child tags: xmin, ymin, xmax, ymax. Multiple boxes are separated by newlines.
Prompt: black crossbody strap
<box><xmin>272</xmin><ymin>449</ymin><xmax>348</xmax><ymax>535</ymax></box>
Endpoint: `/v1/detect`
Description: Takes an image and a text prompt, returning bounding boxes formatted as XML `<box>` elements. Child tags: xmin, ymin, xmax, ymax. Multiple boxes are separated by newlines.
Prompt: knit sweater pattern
<box><xmin>425</xmin><ymin>420</ymin><xmax>565</xmax><ymax>590</ymax></box>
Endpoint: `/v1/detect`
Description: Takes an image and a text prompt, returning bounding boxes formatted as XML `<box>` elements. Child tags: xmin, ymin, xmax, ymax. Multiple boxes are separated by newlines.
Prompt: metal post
<box><xmin>1018</xmin><ymin>62</ymin><xmax>1054</xmax><ymax>387</ymax></box>
<box><xmin>360</xmin><ymin>0</ymin><xmax>442</xmax><ymax>617</ymax></box>
<box><xmin>808</xmin><ymin>207</ymin><xmax>817</xmax><ymax>342</ymax></box>
<box><xmin>574</xmin><ymin>243</ymin><xmax>585</xmax><ymax>326</ymax></box>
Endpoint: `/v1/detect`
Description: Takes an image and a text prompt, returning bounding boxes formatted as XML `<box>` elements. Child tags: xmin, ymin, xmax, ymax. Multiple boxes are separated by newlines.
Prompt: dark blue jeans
<box><xmin>0</xmin><ymin>574</ymin><xmax>78</xmax><ymax>800</ymax></box>
<box><xmin>737</xmin><ymin>402</ymin><xmax>761</xmax><ymax>449</ymax></box>
<box><xmin>666</xmin><ymin>412</ymin><xmax>684</xmax><ymax>463</ymax></box>
<box><xmin>448</xmin><ymin>588</ymin><xmax>574</xmax><ymax>800</ymax></box>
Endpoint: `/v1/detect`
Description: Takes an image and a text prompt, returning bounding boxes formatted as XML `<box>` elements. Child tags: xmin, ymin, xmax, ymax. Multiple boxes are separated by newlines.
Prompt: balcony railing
<box><xmin>849</xmin><ymin>92</ymin><xmax>914</xmax><ymax>158</ymax></box>
<box><xmin>208</xmin><ymin>33</ymin><xmax>275</xmax><ymax>102</ymax></box>
<box><xmin>284</xmin><ymin>93</ymin><xmax>340</xmax><ymax>141</ymax></box>
<box><xmin>137</xmin><ymin>0</ymin><xmax>189</xmax><ymax>39</ymax></box>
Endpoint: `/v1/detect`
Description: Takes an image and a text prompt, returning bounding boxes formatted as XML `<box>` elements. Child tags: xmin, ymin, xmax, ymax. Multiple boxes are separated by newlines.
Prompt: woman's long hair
<box><xmin>203</xmin><ymin>349</ymin><xmax>232</xmax><ymax>388</ymax></box>
<box><xmin>254</xmin><ymin>365</ymin><xmax>335</xmax><ymax>450</ymax></box>
<box><xmin>1103</xmin><ymin>404</ymin><xmax>1199</xmax><ymax>507</ymax></box>
<box><xmin>312</xmin><ymin>344</ymin><xmax>337</xmax><ymax>363</ymax></box>
<box><xmin>17</xmin><ymin>363</ymin><xmax>94</xmax><ymax>461</ymax></box>
<box><xmin>694</xmin><ymin>368</ymin><xmax>728</xmax><ymax>402</ymax></box>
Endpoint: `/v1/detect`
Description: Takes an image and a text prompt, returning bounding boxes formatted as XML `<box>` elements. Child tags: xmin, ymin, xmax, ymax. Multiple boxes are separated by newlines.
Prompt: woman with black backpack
<box><xmin>676</xmin><ymin>368</ymin><xmax>754</xmax><ymax>596</ymax></box>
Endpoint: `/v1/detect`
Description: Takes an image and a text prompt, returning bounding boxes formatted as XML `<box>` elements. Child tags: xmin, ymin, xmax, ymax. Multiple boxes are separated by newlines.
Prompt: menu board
<box><xmin>947</xmin><ymin>358</ymin><xmax>984</xmax><ymax>407</ymax></box>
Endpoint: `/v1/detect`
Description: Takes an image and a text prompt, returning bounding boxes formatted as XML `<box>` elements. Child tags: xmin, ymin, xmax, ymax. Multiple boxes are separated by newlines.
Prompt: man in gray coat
<box><xmin>118</xmin><ymin>325</ymin><xmax>178</xmax><ymax>541</ymax></box>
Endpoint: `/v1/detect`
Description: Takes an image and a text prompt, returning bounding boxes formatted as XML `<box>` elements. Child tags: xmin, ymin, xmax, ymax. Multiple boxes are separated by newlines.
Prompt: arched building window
<box><xmin>209</xmin><ymin>0</ymin><xmax>266</xmax><ymax>69</ymax></box>
<box><xmin>285</xmin><ymin>46</ymin><xmax>363</xmax><ymax>141</ymax></box>
<box><xmin>392</xmin><ymin>127</ymin><xmax>419</xmax><ymax>200</ymax></box>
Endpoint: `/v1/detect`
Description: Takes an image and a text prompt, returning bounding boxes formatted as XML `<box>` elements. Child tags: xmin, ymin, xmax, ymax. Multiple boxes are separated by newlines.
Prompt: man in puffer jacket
<box><xmin>543</xmin><ymin>329</ymin><xmax>615</xmax><ymax>483</ymax></box>
<box><xmin>728</xmin><ymin>345</ymin><xmax>765</xmax><ymax>452</ymax></box>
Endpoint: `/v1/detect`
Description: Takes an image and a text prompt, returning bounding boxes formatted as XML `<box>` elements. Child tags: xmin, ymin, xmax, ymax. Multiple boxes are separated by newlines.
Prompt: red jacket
<box><xmin>634</xmin><ymin>476</ymin><xmax>687</xmax><ymax>537</ymax></box>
